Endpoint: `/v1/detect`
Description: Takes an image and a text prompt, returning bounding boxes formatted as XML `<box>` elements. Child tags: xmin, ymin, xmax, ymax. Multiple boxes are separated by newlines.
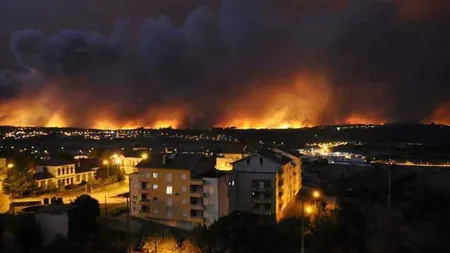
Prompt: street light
<box><xmin>141</xmin><ymin>153</ymin><xmax>148</xmax><ymax>160</ymax></box>
<box><xmin>305</xmin><ymin>206</ymin><xmax>313</xmax><ymax>214</ymax></box>
<box><xmin>103</xmin><ymin>160</ymin><xmax>110</xmax><ymax>178</ymax></box>
<box><xmin>7</xmin><ymin>163</ymin><xmax>14</xmax><ymax>169</ymax></box>
<box><xmin>312</xmin><ymin>190</ymin><xmax>320</xmax><ymax>199</ymax></box>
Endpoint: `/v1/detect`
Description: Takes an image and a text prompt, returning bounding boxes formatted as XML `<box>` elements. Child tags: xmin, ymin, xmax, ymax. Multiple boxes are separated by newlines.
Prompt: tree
<box><xmin>69</xmin><ymin>195</ymin><xmax>100</xmax><ymax>243</ymax></box>
<box><xmin>2</xmin><ymin>169</ymin><xmax>37</xmax><ymax>197</ymax></box>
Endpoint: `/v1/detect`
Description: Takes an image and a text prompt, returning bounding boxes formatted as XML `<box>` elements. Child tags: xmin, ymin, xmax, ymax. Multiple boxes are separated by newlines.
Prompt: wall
<box><xmin>203</xmin><ymin>177</ymin><xmax>218</xmax><ymax>226</ymax></box>
<box><xmin>35</xmin><ymin>212</ymin><xmax>69</xmax><ymax>246</ymax></box>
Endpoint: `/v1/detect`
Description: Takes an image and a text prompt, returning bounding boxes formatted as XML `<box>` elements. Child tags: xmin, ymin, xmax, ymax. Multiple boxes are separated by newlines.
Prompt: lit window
<box><xmin>153</xmin><ymin>172</ymin><xmax>158</xmax><ymax>179</ymax></box>
<box><xmin>232</xmin><ymin>180</ymin><xmax>235</xmax><ymax>186</ymax></box>
<box><xmin>209</xmin><ymin>187</ymin><xmax>214</xmax><ymax>194</ymax></box>
<box><xmin>153</xmin><ymin>184</ymin><xmax>158</xmax><ymax>190</ymax></box>
<box><xmin>181</xmin><ymin>173</ymin><xmax>187</xmax><ymax>180</ymax></box>
<box><xmin>167</xmin><ymin>173</ymin><xmax>172</xmax><ymax>182</ymax></box>
<box><xmin>181</xmin><ymin>186</ymin><xmax>187</xmax><ymax>192</ymax></box>
<box><xmin>166</xmin><ymin>186</ymin><xmax>173</xmax><ymax>195</ymax></box>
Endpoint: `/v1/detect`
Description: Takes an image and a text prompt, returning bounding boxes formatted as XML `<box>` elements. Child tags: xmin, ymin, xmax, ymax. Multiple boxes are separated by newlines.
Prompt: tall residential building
<box><xmin>129</xmin><ymin>154</ymin><xmax>228</xmax><ymax>230</ymax></box>
<box><xmin>229</xmin><ymin>148</ymin><xmax>302</xmax><ymax>222</ymax></box>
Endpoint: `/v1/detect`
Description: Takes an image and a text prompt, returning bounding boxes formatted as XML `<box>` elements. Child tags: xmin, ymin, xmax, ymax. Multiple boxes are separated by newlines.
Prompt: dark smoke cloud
<box><xmin>1</xmin><ymin>0</ymin><xmax>450</xmax><ymax>128</ymax></box>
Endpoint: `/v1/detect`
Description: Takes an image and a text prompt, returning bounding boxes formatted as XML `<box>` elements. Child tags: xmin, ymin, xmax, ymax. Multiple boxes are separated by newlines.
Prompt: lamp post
<box><xmin>301</xmin><ymin>189</ymin><xmax>320</xmax><ymax>253</ymax></box>
<box><xmin>103</xmin><ymin>160</ymin><xmax>110</xmax><ymax>178</ymax></box>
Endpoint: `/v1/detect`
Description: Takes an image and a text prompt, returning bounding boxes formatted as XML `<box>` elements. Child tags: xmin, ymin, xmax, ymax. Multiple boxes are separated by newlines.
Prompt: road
<box><xmin>0</xmin><ymin>184</ymin><xmax>130</xmax><ymax>213</ymax></box>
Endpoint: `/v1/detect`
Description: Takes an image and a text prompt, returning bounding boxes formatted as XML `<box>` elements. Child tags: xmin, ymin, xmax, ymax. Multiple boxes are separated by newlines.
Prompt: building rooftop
<box><xmin>257</xmin><ymin>149</ymin><xmax>292</xmax><ymax>165</ymax></box>
<box><xmin>35</xmin><ymin>204</ymin><xmax>76</xmax><ymax>214</ymax></box>
<box><xmin>136</xmin><ymin>154</ymin><xmax>215</xmax><ymax>177</ymax></box>
<box><xmin>33</xmin><ymin>171</ymin><xmax>54</xmax><ymax>180</ymax></box>
<box><xmin>37</xmin><ymin>158</ymin><xmax>75</xmax><ymax>166</ymax></box>
<box><xmin>75</xmin><ymin>159</ymin><xmax>100</xmax><ymax>173</ymax></box>
<box><xmin>198</xmin><ymin>169</ymin><xmax>229</xmax><ymax>178</ymax></box>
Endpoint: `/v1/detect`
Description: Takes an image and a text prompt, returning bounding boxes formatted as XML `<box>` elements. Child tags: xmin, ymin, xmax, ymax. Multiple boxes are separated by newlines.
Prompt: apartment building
<box><xmin>129</xmin><ymin>154</ymin><xmax>228</xmax><ymax>229</ymax></box>
<box><xmin>229</xmin><ymin>148</ymin><xmax>301</xmax><ymax>222</ymax></box>
<box><xmin>34</xmin><ymin>159</ymin><xmax>98</xmax><ymax>189</ymax></box>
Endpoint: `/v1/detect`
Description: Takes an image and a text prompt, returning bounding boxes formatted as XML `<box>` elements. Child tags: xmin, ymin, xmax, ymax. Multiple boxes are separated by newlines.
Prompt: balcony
<box><xmin>252</xmin><ymin>198</ymin><xmax>272</xmax><ymax>204</ymax></box>
<box><xmin>190</xmin><ymin>216</ymin><xmax>205</xmax><ymax>223</ymax></box>
<box><xmin>252</xmin><ymin>209</ymin><xmax>272</xmax><ymax>215</ymax></box>
<box><xmin>190</xmin><ymin>191</ymin><xmax>203</xmax><ymax>198</ymax></box>
<box><xmin>190</xmin><ymin>204</ymin><xmax>204</xmax><ymax>211</ymax></box>
<box><xmin>190</xmin><ymin>179</ymin><xmax>203</xmax><ymax>185</ymax></box>
<box><xmin>251</xmin><ymin>186</ymin><xmax>272</xmax><ymax>193</ymax></box>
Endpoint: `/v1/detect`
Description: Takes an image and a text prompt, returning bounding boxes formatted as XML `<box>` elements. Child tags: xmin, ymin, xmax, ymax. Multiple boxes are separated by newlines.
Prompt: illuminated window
<box><xmin>57</xmin><ymin>169</ymin><xmax>61</xmax><ymax>175</ymax></box>
<box><xmin>181</xmin><ymin>173</ymin><xmax>187</xmax><ymax>180</ymax></box>
<box><xmin>153</xmin><ymin>172</ymin><xmax>158</xmax><ymax>179</ymax></box>
<box><xmin>153</xmin><ymin>184</ymin><xmax>158</xmax><ymax>190</ymax></box>
<box><xmin>167</xmin><ymin>173</ymin><xmax>172</xmax><ymax>182</ymax></box>
<box><xmin>181</xmin><ymin>186</ymin><xmax>187</xmax><ymax>192</ymax></box>
<box><xmin>166</xmin><ymin>186</ymin><xmax>173</xmax><ymax>195</ymax></box>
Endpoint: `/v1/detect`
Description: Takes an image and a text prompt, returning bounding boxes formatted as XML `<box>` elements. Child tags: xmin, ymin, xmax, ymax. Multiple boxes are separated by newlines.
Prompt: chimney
<box><xmin>162</xmin><ymin>155</ymin><xmax>167</xmax><ymax>164</ymax></box>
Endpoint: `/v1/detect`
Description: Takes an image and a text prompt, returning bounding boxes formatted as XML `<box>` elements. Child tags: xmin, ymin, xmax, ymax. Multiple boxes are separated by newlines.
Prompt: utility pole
<box><xmin>104</xmin><ymin>194</ymin><xmax>107</xmax><ymax>221</ymax></box>
<box><xmin>388</xmin><ymin>165</ymin><xmax>391</xmax><ymax>209</ymax></box>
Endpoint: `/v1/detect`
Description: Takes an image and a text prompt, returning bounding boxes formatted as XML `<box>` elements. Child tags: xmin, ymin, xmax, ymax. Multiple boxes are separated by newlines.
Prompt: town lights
<box><xmin>305</xmin><ymin>206</ymin><xmax>313</xmax><ymax>214</ymax></box>
<box><xmin>7</xmin><ymin>163</ymin><xmax>14</xmax><ymax>169</ymax></box>
<box><xmin>115</xmin><ymin>158</ymin><xmax>121</xmax><ymax>165</ymax></box>
<box><xmin>102</xmin><ymin>160</ymin><xmax>109</xmax><ymax>166</ymax></box>
<box><xmin>141</xmin><ymin>153</ymin><xmax>148</xmax><ymax>160</ymax></box>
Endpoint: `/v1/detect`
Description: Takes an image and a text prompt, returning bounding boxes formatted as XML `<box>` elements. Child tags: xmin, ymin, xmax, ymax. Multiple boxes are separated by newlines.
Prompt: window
<box><xmin>76</xmin><ymin>175</ymin><xmax>80</xmax><ymax>182</ymax></box>
<box><xmin>167</xmin><ymin>197</ymin><xmax>172</xmax><ymax>206</ymax></box>
<box><xmin>246</xmin><ymin>159</ymin><xmax>250</xmax><ymax>165</ymax></box>
<box><xmin>167</xmin><ymin>208</ymin><xmax>173</xmax><ymax>218</ymax></box>
<box><xmin>66</xmin><ymin>178</ymin><xmax>70</xmax><ymax>184</ymax></box>
<box><xmin>153</xmin><ymin>196</ymin><xmax>158</xmax><ymax>201</ymax></box>
<box><xmin>142</xmin><ymin>205</ymin><xmax>149</xmax><ymax>212</ymax></box>
<box><xmin>70</xmin><ymin>178</ymin><xmax>73</xmax><ymax>184</ymax></box>
<box><xmin>141</xmin><ymin>194</ymin><xmax>148</xmax><ymax>200</ymax></box>
<box><xmin>182</xmin><ymin>210</ymin><xmax>187</xmax><ymax>217</ymax></box>
<box><xmin>182</xmin><ymin>198</ymin><xmax>187</xmax><ymax>204</ymax></box>
<box><xmin>166</xmin><ymin>173</ymin><xmax>172</xmax><ymax>182</ymax></box>
<box><xmin>132</xmin><ymin>196</ymin><xmax>138</xmax><ymax>200</ymax></box>
<box><xmin>181</xmin><ymin>186</ymin><xmax>187</xmax><ymax>192</ymax></box>
<box><xmin>58</xmin><ymin>169</ymin><xmax>61</xmax><ymax>176</ymax></box>
<box><xmin>153</xmin><ymin>184</ymin><xmax>158</xmax><ymax>190</ymax></box>
<box><xmin>152</xmin><ymin>208</ymin><xmax>159</xmax><ymax>214</ymax></box>
<box><xmin>141</xmin><ymin>182</ymin><xmax>147</xmax><ymax>189</ymax></box>
<box><xmin>166</xmin><ymin>186</ymin><xmax>173</xmax><ymax>195</ymax></box>
<box><xmin>152</xmin><ymin>172</ymin><xmax>158</xmax><ymax>179</ymax></box>
<box><xmin>181</xmin><ymin>173</ymin><xmax>187</xmax><ymax>180</ymax></box>
<box><xmin>260</xmin><ymin>157</ymin><xmax>263</xmax><ymax>166</ymax></box>
<box><xmin>209</xmin><ymin>187</ymin><xmax>214</xmax><ymax>194</ymax></box>
<box><xmin>66</xmin><ymin>167</ymin><xmax>69</xmax><ymax>174</ymax></box>
<box><xmin>71</xmin><ymin>167</ymin><xmax>74</xmax><ymax>174</ymax></box>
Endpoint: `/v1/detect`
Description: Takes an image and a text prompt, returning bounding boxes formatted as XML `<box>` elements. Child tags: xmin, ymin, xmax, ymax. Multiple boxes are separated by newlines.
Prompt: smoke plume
<box><xmin>0</xmin><ymin>0</ymin><xmax>449</xmax><ymax>129</ymax></box>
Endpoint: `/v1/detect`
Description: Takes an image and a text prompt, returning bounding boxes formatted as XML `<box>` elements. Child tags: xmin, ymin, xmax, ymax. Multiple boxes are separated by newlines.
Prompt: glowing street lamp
<box><xmin>7</xmin><ymin>163</ymin><xmax>14</xmax><ymax>169</ymax></box>
<box><xmin>312</xmin><ymin>190</ymin><xmax>320</xmax><ymax>199</ymax></box>
<box><xmin>141</xmin><ymin>153</ymin><xmax>149</xmax><ymax>160</ymax></box>
<box><xmin>305</xmin><ymin>206</ymin><xmax>313</xmax><ymax>214</ymax></box>
<box><xmin>103</xmin><ymin>160</ymin><xmax>110</xmax><ymax>178</ymax></box>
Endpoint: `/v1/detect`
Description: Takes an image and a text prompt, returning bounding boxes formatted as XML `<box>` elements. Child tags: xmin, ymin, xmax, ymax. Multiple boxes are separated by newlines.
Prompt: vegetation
<box><xmin>69</xmin><ymin>195</ymin><xmax>100</xmax><ymax>243</ymax></box>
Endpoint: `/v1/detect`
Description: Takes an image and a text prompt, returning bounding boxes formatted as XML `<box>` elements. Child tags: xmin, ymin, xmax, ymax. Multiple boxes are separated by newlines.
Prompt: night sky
<box><xmin>0</xmin><ymin>0</ymin><xmax>449</xmax><ymax>129</ymax></box>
